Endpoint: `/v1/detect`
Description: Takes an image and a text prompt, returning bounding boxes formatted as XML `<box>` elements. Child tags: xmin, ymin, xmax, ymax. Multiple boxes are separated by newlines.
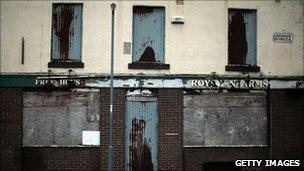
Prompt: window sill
<box><xmin>225</xmin><ymin>65</ymin><xmax>260</xmax><ymax>72</ymax></box>
<box><xmin>128</xmin><ymin>62</ymin><xmax>170</xmax><ymax>70</ymax></box>
<box><xmin>48</xmin><ymin>61</ymin><xmax>84</xmax><ymax>68</ymax></box>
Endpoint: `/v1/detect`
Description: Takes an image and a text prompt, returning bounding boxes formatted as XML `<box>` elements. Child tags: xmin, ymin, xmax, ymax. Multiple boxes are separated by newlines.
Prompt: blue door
<box><xmin>125</xmin><ymin>97</ymin><xmax>158</xmax><ymax>171</ymax></box>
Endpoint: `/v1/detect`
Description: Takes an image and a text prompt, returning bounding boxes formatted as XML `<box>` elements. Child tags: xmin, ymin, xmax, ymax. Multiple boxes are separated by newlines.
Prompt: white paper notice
<box><xmin>82</xmin><ymin>131</ymin><xmax>100</xmax><ymax>145</ymax></box>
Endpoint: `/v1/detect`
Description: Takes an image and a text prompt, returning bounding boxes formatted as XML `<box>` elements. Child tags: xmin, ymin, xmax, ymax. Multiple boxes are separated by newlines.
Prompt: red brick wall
<box><xmin>22</xmin><ymin>147</ymin><xmax>100</xmax><ymax>170</ymax></box>
<box><xmin>184</xmin><ymin>90</ymin><xmax>304</xmax><ymax>171</ymax></box>
<box><xmin>2</xmin><ymin>87</ymin><xmax>302</xmax><ymax>171</ymax></box>
<box><xmin>158</xmin><ymin>89</ymin><xmax>184</xmax><ymax>170</ymax></box>
<box><xmin>0</xmin><ymin>88</ymin><xmax>101</xmax><ymax>170</ymax></box>
<box><xmin>99</xmin><ymin>88</ymin><xmax>126</xmax><ymax>170</ymax></box>
<box><xmin>270</xmin><ymin>90</ymin><xmax>304</xmax><ymax>171</ymax></box>
<box><xmin>0</xmin><ymin>88</ymin><xmax>23</xmax><ymax>170</ymax></box>
<box><xmin>99</xmin><ymin>88</ymin><xmax>184</xmax><ymax>170</ymax></box>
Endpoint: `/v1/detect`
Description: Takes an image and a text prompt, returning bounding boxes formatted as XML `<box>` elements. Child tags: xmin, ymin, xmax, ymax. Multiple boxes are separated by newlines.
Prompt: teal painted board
<box><xmin>243</xmin><ymin>11</ymin><xmax>257</xmax><ymax>65</ymax></box>
<box><xmin>51</xmin><ymin>4</ymin><xmax>82</xmax><ymax>61</ymax></box>
<box><xmin>132</xmin><ymin>7</ymin><xmax>165</xmax><ymax>63</ymax></box>
<box><xmin>0</xmin><ymin>75</ymin><xmax>37</xmax><ymax>87</ymax></box>
<box><xmin>125</xmin><ymin>98</ymin><xmax>158</xmax><ymax>171</ymax></box>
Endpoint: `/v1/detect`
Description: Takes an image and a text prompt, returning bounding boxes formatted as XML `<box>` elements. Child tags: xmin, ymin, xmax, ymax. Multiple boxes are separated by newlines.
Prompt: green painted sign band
<box><xmin>1</xmin><ymin>75</ymin><xmax>303</xmax><ymax>89</ymax></box>
<box><xmin>0</xmin><ymin>75</ymin><xmax>37</xmax><ymax>87</ymax></box>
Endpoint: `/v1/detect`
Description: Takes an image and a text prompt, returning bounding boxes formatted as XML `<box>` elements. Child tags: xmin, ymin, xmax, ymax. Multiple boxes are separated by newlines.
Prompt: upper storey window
<box><xmin>129</xmin><ymin>6</ymin><xmax>169</xmax><ymax>69</ymax></box>
<box><xmin>226</xmin><ymin>9</ymin><xmax>260</xmax><ymax>72</ymax></box>
<box><xmin>49</xmin><ymin>4</ymin><xmax>84</xmax><ymax>68</ymax></box>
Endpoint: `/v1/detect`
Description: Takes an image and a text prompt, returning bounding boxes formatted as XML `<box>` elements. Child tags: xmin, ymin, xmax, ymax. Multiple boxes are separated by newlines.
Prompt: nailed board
<box><xmin>125</xmin><ymin>97</ymin><xmax>158</xmax><ymax>170</ymax></box>
<box><xmin>183</xmin><ymin>92</ymin><xmax>267</xmax><ymax>147</ymax></box>
<box><xmin>23</xmin><ymin>90</ymin><xmax>100</xmax><ymax>146</ymax></box>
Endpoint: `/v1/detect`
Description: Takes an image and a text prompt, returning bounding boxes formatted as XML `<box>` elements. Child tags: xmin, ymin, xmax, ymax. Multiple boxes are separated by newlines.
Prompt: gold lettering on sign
<box><xmin>35</xmin><ymin>78</ymin><xmax>85</xmax><ymax>87</ymax></box>
<box><xmin>59</xmin><ymin>79</ymin><xmax>68</xmax><ymax>86</ymax></box>
<box><xmin>190</xmin><ymin>79</ymin><xmax>268</xmax><ymax>89</ymax></box>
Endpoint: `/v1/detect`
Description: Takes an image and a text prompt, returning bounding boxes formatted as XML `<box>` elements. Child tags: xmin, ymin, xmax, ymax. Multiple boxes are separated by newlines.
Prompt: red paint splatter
<box><xmin>130</xmin><ymin>118</ymin><xmax>153</xmax><ymax>171</ymax></box>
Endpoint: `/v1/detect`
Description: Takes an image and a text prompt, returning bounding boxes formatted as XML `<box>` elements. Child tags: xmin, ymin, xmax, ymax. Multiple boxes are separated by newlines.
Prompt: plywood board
<box><xmin>183</xmin><ymin>92</ymin><xmax>267</xmax><ymax>146</ymax></box>
<box><xmin>23</xmin><ymin>90</ymin><xmax>100</xmax><ymax>146</ymax></box>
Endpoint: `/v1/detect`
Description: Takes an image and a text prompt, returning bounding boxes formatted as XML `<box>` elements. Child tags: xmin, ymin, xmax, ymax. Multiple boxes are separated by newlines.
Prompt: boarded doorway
<box><xmin>125</xmin><ymin>96</ymin><xmax>158</xmax><ymax>171</ymax></box>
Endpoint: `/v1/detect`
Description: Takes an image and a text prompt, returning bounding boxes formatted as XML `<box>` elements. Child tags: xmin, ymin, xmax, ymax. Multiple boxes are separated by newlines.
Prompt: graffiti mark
<box><xmin>138</xmin><ymin>46</ymin><xmax>156</xmax><ymax>63</ymax></box>
<box><xmin>134</xmin><ymin>7</ymin><xmax>154</xmax><ymax>15</ymax></box>
<box><xmin>228</xmin><ymin>12</ymin><xmax>248</xmax><ymax>65</ymax></box>
<box><xmin>53</xmin><ymin>5</ymin><xmax>75</xmax><ymax>60</ymax></box>
<box><xmin>130</xmin><ymin>118</ymin><xmax>153</xmax><ymax>171</ymax></box>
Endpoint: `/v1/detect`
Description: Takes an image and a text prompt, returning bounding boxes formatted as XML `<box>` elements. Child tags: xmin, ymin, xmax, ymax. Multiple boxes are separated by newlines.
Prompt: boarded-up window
<box><xmin>23</xmin><ymin>90</ymin><xmax>99</xmax><ymax>146</ymax></box>
<box><xmin>228</xmin><ymin>9</ymin><xmax>256</xmax><ymax>65</ymax></box>
<box><xmin>183</xmin><ymin>91</ymin><xmax>266</xmax><ymax>147</ymax></box>
<box><xmin>132</xmin><ymin>7</ymin><xmax>165</xmax><ymax>63</ymax></box>
<box><xmin>51</xmin><ymin>4</ymin><xmax>82</xmax><ymax>61</ymax></box>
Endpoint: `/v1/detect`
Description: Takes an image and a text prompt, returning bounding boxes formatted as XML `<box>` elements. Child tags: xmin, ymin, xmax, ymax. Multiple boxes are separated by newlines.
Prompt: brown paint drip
<box><xmin>134</xmin><ymin>7</ymin><xmax>154</xmax><ymax>15</ymax></box>
<box><xmin>53</xmin><ymin>6</ymin><xmax>74</xmax><ymax>60</ymax></box>
<box><xmin>138</xmin><ymin>46</ymin><xmax>156</xmax><ymax>63</ymax></box>
<box><xmin>228</xmin><ymin>12</ymin><xmax>248</xmax><ymax>65</ymax></box>
<box><xmin>130</xmin><ymin>118</ymin><xmax>153</xmax><ymax>171</ymax></box>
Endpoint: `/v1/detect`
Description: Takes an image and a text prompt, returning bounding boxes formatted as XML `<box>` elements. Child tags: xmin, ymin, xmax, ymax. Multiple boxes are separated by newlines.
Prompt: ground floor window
<box><xmin>183</xmin><ymin>91</ymin><xmax>267</xmax><ymax>147</ymax></box>
<box><xmin>23</xmin><ymin>89</ymin><xmax>100</xmax><ymax>146</ymax></box>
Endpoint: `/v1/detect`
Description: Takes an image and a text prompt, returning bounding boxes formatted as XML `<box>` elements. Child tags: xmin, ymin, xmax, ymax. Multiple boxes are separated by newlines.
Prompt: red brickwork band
<box><xmin>0</xmin><ymin>88</ymin><xmax>303</xmax><ymax>171</ymax></box>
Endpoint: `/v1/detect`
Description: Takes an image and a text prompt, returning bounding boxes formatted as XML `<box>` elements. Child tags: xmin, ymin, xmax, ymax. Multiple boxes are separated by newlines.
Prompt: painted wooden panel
<box><xmin>132</xmin><ymin>7</ymin><xmax>165</xmax><ymax>63</ymax></box>
<box><xmin>243</xmin><ymin>11</ymin><xmax>257</xmax><ymax>65</ymax></box>
<box><xmin>228</xmin><ymin>9</ymin><xmax>256</xmax><ymax>65</ymax></box>
<box><xmin>51</xmin><ymin>4</ymin><xmax>82</xmax><ymax>61</ymax></box>
<box><xmin>183</xmin><ymin>92</ymin><xmax>267</xmax><ymax>147</ymax></box>
<box><xmin>125</xmin><ymin>97</ymin><xmax>158</xmax><ymax>171</ymax></box>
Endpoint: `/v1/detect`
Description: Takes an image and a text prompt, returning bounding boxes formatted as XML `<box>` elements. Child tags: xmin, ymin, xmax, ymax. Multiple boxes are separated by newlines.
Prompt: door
<box><xmin>125</xmin><ymin>96</ymin><xmax>158</xmax><ymax>171</ymax></box>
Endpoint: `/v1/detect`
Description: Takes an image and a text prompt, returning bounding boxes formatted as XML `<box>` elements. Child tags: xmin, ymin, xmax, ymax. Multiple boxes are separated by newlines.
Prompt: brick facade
<box><xmin>99</xmin><ymin>88</ymin><xmax>184</xmax><ymax>170</ymax></box>
<box><xmin>0</xmin><ymin>88</ymin><xmax>23</xmax><ymax>170</ymax></box>
<box><xmin>183</xmin><ymin>90</ymin><xmax>304</xmax><ymax>171</ymax></box>
<box><xmin>270</xmin><ymin>90</ymin><xmax>304</xmax><ymax>171</ymax></box>
<box><xmin>158</xmin><ymin>89</ymin><xmax>184</xmax><ymax>170</ymax></box>
<box><xmin>99</xmin><ymin>88</ymin><xmax>126</xmax><ymax>170</ymax></box>
<box><xmin>22</xmin><ymin>147</ymin><xmax>100</xmax><ymax>170</ymax></box>
<box><xmin>1</xmin><ymin>88</ymin><xmax>303</xmax><ymax>170</ymax></box>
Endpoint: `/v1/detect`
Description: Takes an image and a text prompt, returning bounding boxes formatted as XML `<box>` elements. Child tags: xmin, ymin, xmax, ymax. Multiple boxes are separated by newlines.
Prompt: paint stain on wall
<box><xmin>133</xmin><ymin>7</ymin><xmax>154</xmax><ymax>15</ymax></box>
<box><xmin>138</xmin><ymin>46</ymin><xmax>156</xmax><ymax>63</ymax></box>
<box><xmin>53</xmin><ymin>5</ymin><xmax>74</xmax><ymax>60</ymax></box>
<box><xmin>130</xmin><ymin>118</ymin><xmax>153</xmax><ymax>171</ymax></box>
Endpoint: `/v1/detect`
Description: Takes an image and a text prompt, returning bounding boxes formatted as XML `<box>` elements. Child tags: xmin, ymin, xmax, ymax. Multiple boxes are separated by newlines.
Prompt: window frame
<box><xmin>226</xmin><ymin>8</ymin><xmax>260</xmax><ymax>72</ymax></box>
<box><xmin>48</xmin><ymin>3</ymin><xmax>84</xmax><ymax>68</ymax></box>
